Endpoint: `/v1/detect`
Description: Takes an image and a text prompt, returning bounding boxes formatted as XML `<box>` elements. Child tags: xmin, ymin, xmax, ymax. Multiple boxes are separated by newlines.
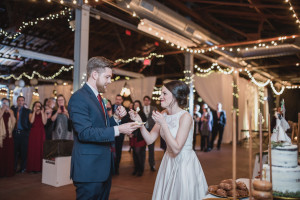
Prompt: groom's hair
<box><xmin>86</xmin><ymin>56</ymin><xmax>114</xmax><ymax>80</ymax></box>
<box><xmin>164</xmin><ymin>81</ymin><xmax>190</xmax><ymax>108</ymax></box>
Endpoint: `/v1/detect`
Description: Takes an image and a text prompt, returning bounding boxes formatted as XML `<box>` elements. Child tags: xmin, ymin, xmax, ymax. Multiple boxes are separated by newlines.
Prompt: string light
<box><xmin>0</xmin><ymin>65</ymin><xmax>73</xmax><ymax>80</ymax></box>
<box><xmin>285</xmin><ymin>0</ymin><xmax>300</xmax><ymax>29</ymax></box>
<box><xmin>270</xmin><ymin>81</ymin><xmax>285</xmax><ymax>95</ymax></box>
<box><xmin>114</xmin><ymin>53</ymin><xmax>164</xmax><ymax>64</ymax></box>
<box><xmin>0</xmin><ymin>7</ymin><xmax>72</xmax><ymax>39</ymax></box>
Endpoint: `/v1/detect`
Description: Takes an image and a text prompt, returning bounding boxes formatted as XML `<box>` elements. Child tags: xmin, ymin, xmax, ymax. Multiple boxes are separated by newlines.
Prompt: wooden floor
<box><xmin>0</xmin><ymin>136</ymin><xmax>260</xmax><ymax>200</ymax></box>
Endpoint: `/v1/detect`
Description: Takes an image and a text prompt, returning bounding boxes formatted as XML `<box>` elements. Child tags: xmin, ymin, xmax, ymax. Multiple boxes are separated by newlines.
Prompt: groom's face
<box><xmin>96</xmin><ymin>67</ymin><xmax>112</xmax><ymax>93</ymax></box>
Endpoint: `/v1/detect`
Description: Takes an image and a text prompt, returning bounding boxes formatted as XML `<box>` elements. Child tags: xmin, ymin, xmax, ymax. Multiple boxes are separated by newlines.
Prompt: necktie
<box><xmin>15</xmin><ymin>108</ymin><xmax>20</xmax><ymax>129</ymax></box>
<box><xmin>97</xmin><ymin>94</ymin><xmax>106</xmax><ymax>122</ymax></box>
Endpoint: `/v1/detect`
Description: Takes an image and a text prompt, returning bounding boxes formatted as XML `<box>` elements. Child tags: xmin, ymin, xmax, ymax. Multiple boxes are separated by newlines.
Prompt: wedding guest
<box><xmin>112</xmin><ymin>94</ymin><xmax>130</xmax><ymax>175</ymax></box>
<box><xmin>143</xmin><ymin>96</ymin><xmax>156</xmax><ymax>171</ymax></box>
<box><xmin>193</xmin><ymin>104</ymin><xmax>201</xmax><ymax>151</ymax></box>
<box><xmin>51</xmin><ymin>94</ymin><xmax>73</xmax><ymax>140</ymax></box>
<box><xmin>200</xmin><ymin>104</ymin><xmax>212</xmax><ymax>152</ymax></box>
<box><xmin>106</xmin><ymin>99</ymin><xmax>113</xmax><ymax>117</ymax></box>
<box><xmin>44</xmin><ymin>98</ymin><xmax>56</xmax><ymax>140</ymax></box>
<box><xmin>0</xmin><ymin>98</ymin><xmax>16</xmax><ymax>177</ymax></box>
<box><xmin>11</xmin><ymin>96</ymin><xmax>31</xmax><ymax>173</ymax></box>
<box><xmin>210</xmin><ymin>103</ymin><xmax>226</xmax><ymax>150</ymax></box>
<box><xmin>27</xmin><ymin>101</ymin><xmax>47</xmax><ymax>172</ymax></box>
<box><xmin>129</xmin><ymin>102</ymin><xmax>134</xmax><ymax>110</ymax></box>
<box><xmin>130</xmin><ymin>100</ymin><xmax>147</xmax><ymax>176</ymax></box>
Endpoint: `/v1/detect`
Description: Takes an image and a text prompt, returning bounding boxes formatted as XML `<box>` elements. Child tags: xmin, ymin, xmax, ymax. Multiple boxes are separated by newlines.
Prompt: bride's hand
<box><xmin>129</xmin><ymin>109</ymin><xmax>142</xmax><ymax>122</ymax></box>
<box><xmin>152</xmin><ymin>111</ymin><xmax>167</xmax><ymax>126</ymax></box>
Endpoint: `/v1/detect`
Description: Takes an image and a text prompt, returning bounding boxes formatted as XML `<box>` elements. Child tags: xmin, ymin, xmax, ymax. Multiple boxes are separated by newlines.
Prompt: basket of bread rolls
<box><xmin>208</xmin><ymin>179</ymin><xmax>249</xmax><ymax>199</ymax></box>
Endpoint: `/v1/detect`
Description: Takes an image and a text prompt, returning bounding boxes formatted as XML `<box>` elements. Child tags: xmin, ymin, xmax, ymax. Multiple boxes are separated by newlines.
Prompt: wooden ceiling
<box><xmin>0</xmin><ymin>0</ymin><xmax>300</xmax><ymax>86</ymax></box>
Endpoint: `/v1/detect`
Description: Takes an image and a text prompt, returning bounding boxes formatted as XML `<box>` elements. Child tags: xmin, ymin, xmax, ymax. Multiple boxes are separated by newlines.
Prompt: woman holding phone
<box><xmin>51</xmin><ymin>94</ymin><xmax>73</xmax><ymax>140</ymax></box>
<box><xmin>0</xmin><ymin>98</ymin><xmax>16</xmax><ymax>177</ymax></box>
<box><xmin>27</xmin><ymin>101</ymin><xmax>47</xmax><ymax>172</ymax></box>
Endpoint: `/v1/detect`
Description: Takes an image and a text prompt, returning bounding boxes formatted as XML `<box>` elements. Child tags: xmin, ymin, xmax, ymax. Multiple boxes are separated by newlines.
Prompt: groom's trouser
<box><xmin>74</xmin><ymin>176</ymin><xmax>112</xmax><ymax>200</ymax></box>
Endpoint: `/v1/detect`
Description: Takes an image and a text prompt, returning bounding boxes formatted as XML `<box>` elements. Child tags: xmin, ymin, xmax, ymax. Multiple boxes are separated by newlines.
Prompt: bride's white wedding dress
<box><xmin>152</xmin><ymin>110</ymin><xmax>208</xmax><ymax>200</ymax></box>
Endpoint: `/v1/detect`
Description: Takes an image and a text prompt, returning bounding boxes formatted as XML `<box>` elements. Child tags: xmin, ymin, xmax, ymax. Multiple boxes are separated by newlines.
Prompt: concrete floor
<box><xmin>0</xmin><ymin>136</ymin><xmax>260</xmax><ymax>200</ymax></box>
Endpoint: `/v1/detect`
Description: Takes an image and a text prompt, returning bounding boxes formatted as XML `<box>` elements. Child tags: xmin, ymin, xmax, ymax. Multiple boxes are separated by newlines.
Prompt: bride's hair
<box><xmin>164</xmin><ymin>81</ymin><xmax>190</xmax><ymax>108</ymax></box>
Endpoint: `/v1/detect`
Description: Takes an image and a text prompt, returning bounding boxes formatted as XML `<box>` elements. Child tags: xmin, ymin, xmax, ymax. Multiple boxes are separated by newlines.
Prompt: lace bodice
<box><xmin>160</xmin><ymin>110</ymin><xmax>193</xmax><ymax>153</ymax></box>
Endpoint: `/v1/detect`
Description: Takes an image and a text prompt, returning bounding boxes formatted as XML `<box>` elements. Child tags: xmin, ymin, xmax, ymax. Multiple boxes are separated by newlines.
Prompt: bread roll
<box><xmin>237</xmin><ymin>181</ymin><xmax>247</xmax><ymax>190</ymax></box>
<box><xmin>237</xmin><ymin>189</ymin><xmax>248</xmax><ymax>197</ymax></box>
<box><xmin>208</xmin><ymin>185</ymin><xmax>219</xmax><ymax>193</ymax></box>
<box><xmin>252</xmin><ymin>189</ymin><xmax>272</xmax><ymax>200</ymax></box>
<box><xmin>216</xmin><ymin>189</ymin><xmax>227</xmax><ymax>197</ymax></box>
<box><xmin>253</xmin><ymin>180</ymin><xmax>272</xmax><ymax>191</ymax></box>
<box><xmin>219</xmin><ymin>183</ymin><xmax>233</xmax><ymax>191</ymax></box>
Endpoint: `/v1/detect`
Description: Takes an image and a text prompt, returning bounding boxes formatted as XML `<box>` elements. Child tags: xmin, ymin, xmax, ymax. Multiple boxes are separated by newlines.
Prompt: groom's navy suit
<box><xmin>68</xmin><ymin>83</ymin><xmax>118</xmax><ymax>200</ymax></box>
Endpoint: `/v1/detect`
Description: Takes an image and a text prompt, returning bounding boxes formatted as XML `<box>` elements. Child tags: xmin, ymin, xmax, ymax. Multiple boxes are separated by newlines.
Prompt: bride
<box><xmin>129</xmin><ymin>80</ymin><xmax>208</xmax><ymax>200</ymax></box>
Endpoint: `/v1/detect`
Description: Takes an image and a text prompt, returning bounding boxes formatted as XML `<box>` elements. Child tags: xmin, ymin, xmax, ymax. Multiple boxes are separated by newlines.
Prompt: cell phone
<box><xmin>60</xmin><ymin>106</ymin><xmax>64</xmax><ymax>112</ymax></box>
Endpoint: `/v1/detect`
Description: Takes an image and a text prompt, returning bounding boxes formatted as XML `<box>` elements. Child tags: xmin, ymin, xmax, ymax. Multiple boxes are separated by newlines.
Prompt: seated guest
<box><xmin>130</xmin><ymin>100</ymin><xmax>147</xmax><ymax>176</ymax></box>
<box><xmin>0</xmin><ymin>98</ymin><xmax>16</xmax><ymax>177</ymax></box>
<box><xmin>27</xmin><ymin>101</ymin><xmax>47</xmax><ymax>172</ymax></box>
<box><xmin>51</xmin><ymin>94</ymin><xmax>73</xmax><ymax>140</ymax></box>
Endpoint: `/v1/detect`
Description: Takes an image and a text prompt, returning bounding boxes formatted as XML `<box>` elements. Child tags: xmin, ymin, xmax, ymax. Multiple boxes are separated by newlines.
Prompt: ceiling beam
<box><xmin>164</xmin><ymin>0</ymin><xmax>228</xmax><ymax>39</ymax></box>
<box><xmin>207</xmin><ymin>9</ymin><xmax>290</xmax><ymax>20</ymax></box>
<box><xmin>182</xmin><ymin>0</ymin><xmax>300</xmax><ymax>10</ymax></box>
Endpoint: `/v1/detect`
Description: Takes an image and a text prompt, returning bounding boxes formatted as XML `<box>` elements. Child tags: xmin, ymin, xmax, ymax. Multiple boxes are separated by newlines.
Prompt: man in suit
<box><xmin>210</xmin><ymin>103</ymin><xmax>226</xmax><ymax>150</ymax></box>
<box><xmin>143</xmin><ymin>96</ymin><xmax>156</xmax><ymax>171</ymax></box>
<box><xmin>11</xmin><ymin>96</ymin><xmax>31</xmax><ymax>173</ymax></box>
<box><xmin>68</xmin><ymin>56</ymin><xmax>142</xmax><ymax>200</ymax></box>
<box><xmin>112</xmin><ymin>94</ymin><xmax>130</xmax><ymax>175</ymax></box>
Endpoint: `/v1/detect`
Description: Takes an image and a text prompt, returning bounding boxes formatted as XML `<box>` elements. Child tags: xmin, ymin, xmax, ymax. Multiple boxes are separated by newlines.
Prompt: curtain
<box><xmin>38</xmin><ymin>85</ymin><xmax>73</xmax><ymax>105</ymax></box>
<box><xmin>194</xmin><ymin>73</ymin><xmax>233</xmax><ymax>143</ymax></box>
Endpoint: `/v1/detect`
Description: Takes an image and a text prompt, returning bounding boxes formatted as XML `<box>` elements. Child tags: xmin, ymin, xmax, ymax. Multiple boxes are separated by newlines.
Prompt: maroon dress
<box><xmin>0</xmin><ymin>112</ymin><xmax>15</xmax><ymax>177</ymax></box>
<box><xmin>26</xmin><ymin>113</ymin><xmax>45</xmax><ymax>172</ymax></box>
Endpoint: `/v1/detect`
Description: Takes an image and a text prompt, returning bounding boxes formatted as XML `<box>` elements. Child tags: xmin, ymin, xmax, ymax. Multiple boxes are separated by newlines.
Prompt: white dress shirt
<box><xmin>86</xmin><ymin>82</ymin><xmax>120</xmax><ymax>136</ymax></box>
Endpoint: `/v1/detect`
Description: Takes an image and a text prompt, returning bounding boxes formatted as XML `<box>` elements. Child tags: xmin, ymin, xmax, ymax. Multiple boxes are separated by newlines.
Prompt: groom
<box><xmin>68</xmin><ymin>56</ymin><xmax>142</xmax><ymax>200</ymax></box>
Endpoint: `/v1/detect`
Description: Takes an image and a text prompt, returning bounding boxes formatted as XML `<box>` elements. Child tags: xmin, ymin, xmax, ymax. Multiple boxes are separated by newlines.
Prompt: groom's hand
<box><xmin>118</xmin><ymin>122</ymin><xmax>142</xmax><ymax>135</ymax></box>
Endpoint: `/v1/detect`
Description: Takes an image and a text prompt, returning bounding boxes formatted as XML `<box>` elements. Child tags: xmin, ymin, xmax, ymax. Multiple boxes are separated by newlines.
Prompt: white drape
<box><xmin>194</xmin><ymin>73</ymin><xmax>233</xmax><ymax>143</ymax></box>
<box><xmin>103</xmin><ymin>77</ymin><xmax>157</xmax><ymax>104</ymax></box>
<box><xmin>37</xmin><ymin>85</ymin><xmax>73</xmax><ymax>105</ymax></box>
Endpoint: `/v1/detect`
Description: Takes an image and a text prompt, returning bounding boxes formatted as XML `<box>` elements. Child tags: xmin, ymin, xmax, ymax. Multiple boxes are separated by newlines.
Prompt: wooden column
<box><xmin>184</xmin><ymin>53</ymin><xmax>194</xmax><ymax>116</ymax></box>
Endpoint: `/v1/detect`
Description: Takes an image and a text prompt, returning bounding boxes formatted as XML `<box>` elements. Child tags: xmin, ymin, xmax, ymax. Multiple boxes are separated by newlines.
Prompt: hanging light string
<box><xmin>0</xmin><ymin>7</ymin><xmax>72</xmax><ymax>39</ymax></box>
<box><xmin>114</xmin><ymin>53</ymin><xmax>164</xmax><ymax>64</ymax></box>
<box><xmin>0</xmin><ymin>65</ymin><xmax>73</xmax><ymax>80</ymax></box>
<box><xmin>285</xmin><ymin>0</ymin><xmax>300</xmax><ymax>29</ymax></box>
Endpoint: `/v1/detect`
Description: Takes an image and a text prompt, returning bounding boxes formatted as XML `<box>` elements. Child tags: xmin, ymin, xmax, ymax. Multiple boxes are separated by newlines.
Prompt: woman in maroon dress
<box><xmin>26</xmin><ymin>101</ymin><xmax>47</xmax><ymax>172</ymax></box>
<box><xmin>0</xmin><ymin>98</ymin><xmax>16</xmax><ymax>177</ymax></box>
<box><xmin>129</xmin><ymin>100</ymin><xmax>147</xmax><ymax>176</ymax></box>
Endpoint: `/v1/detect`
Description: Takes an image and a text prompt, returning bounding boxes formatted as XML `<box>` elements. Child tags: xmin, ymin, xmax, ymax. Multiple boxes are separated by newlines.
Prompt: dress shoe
<box><xmin>132</xmin><ymin>170</ymin><xmax>137</xmax><ymax>176</ymax></box>
<box><xmin>137</xmin><ymin>172</ymin><xmax>143</xmax><ymax>176</ymax></box>
<box><xmin>150</xmin><ymin>166</ymin><xmax>156</xmax><ymax>172</ymax></box>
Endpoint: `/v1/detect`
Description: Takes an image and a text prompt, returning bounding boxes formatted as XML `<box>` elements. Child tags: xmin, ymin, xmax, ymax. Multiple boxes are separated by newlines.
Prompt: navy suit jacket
<box><xmin>68</xmin><ymin>83</ymin><xmax>117</xmax><ymax>182</ymax></box>
<box><xmin>11</xmin><ymin>106</ymin><xmax>31</xmax><ymax>134</ymax></box>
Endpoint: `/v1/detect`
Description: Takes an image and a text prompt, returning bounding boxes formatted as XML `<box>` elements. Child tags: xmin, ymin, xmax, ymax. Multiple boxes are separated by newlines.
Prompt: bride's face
<box><xmin>160</xmin><ymin>86</ymin><xmax>174</xmax><ymax>108</ymax></box>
